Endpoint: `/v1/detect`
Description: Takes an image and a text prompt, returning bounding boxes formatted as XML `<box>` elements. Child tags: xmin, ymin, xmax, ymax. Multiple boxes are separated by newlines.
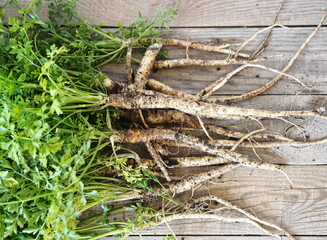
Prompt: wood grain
<box><xmin>104</xmin><ymin>237</ymin><xmax>327</xmax><ymax>240</ymax></box>
<box><xmin>149</xmin><ymin>166</ymin><xmax>327</xmax><ymax>235</ymax></box>
<box><xmin>5</xmin><ymin>1</ymin><xmax>327</xmax><ymax>27</ymax></box>
<box><xmin>101</xmin><ymin>166</ymin><xmax>327</xmax><ymax>237</ymax></box>
<box><xmin>77</xmin><ymin>0</ymin><xmax>325</xmax><ymax>27</ymax></box>
<box><xmin>4</xmin><ymin>1</ymin><xmax>327</xmax><ymax>239</ymax></box>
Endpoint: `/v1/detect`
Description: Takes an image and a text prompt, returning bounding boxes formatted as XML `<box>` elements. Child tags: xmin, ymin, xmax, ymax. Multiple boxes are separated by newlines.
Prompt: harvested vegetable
<box><xmin>1</xmin><ymin>1</ymin><xmax>326</xmax><ymax>240</ymax></box>
<box><xmin>0</xmin><ymin>1</ymin><xmax>177</xmax><ymax>239</ymax></box>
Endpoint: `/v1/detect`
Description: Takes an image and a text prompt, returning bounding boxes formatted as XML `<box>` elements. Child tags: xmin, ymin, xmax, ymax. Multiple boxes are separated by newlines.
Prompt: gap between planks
<box><xmin>7</xmin><ymin>0</ymin><xmax>327</xmax><ymax>27</ymax></box>
<box><xmin>101</xmin><ymin>236</ymin><xmax>327</xmax><ymax>240</ymax></box>
<box><xmin>5</xmin><ymin>1</ymin><xmax>327</xmax><ymax>26</ymax></box>
<box><xmin>74</xmin><ymin>0</ymin><xmax>327</xmax><ymax>27</ymax></box>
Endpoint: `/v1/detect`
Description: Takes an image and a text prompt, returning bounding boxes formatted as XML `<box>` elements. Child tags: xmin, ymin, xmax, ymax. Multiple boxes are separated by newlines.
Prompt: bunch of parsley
<box><xmin>0</xmin><ymin>1</ymin><xmax>177</xmax><ymax>239</ymax></box>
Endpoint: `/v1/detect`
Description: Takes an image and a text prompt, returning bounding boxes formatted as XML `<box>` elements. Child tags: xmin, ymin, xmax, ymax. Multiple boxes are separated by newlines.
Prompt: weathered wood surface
<box><xmin>106</xmin><ymin>237</ymin><xmax>327</xmax><ymax>240</ymax></box>
<box><xmin>97</xmin><ymin>166</ymin><xmax>327</xmax><ymax>238</ymax></box>
<box><xmin>98</xmin><ymin>166</ymin><xmax>327</xmax><ymax>239</ymax></box>
<box><xmin>6</xmin><ymin>1</ymin><xmax>327</xmax><ymax>239</ymax></box>
<box><xmin>76</xmin><ymin>0</ymin><xmax>327</xmax><ymax>27</ymax></box>
<box><xmin>8</xmin><ymin>0</ymin><xmax>326</xmax><ymax>27</ymax></box>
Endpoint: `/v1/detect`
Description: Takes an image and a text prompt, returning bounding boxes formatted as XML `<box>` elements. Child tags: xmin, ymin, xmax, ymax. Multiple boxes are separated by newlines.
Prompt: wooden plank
<box><xmin>150</xmin><ymin>190</ymin><xmax>327</xmax><ymax>236</ymax></box>
<box><xmin>5</xmin><ymin>1</ymin><xmax>327</xmax><ymax>27</ymax></box>
<box><xmin>4</xmin><ymin>2</ymin><xmax>327</xmax><ymax>239</ymax></box>
<box><xmin>102</xmin><ymin>166</ymin><xmax>327</xmax><ymax>236</ymax></box>
<box><xmin>102</xmin><ymin>27</ymin><xmax>327</xmax><ymax>95</ymax></box>
<box><xmin>103</xmin><ymin>237</ymin><xmax>327</xmax><ymax>240</ymax></box>
<box><xmin>76</xmin><ymin>0</ymin><xmax>326</xmax><ymax>27</ymax></box>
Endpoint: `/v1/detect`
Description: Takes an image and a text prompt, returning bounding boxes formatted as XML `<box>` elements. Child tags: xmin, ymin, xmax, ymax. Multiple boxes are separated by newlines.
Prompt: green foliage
<box><xmin>163</xmin><ymin>236</ymin><xmax>177</xmax><ymax>240</ymax></box>
<box><xmin>0</xmin><ymin>1</ymin><xmax>178</xmax><ymax>239</ymax></box>
<box><xmin>116</xmin><ymin>7</ymin><xmax>178</xmax><ymax>43</ymax></box>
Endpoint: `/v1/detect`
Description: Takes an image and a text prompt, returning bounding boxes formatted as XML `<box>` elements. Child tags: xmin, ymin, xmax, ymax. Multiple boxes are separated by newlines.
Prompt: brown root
<box><xmin>119</xmin><ymin>109</ymin><xmax>200</xmax><ymax>128</ymax></box>
<box><xmin>230</xmin><ymin>127</ymin><xmax>267</xmax><ymax>151</ymax></box>
<box><xmin>169</xmin><ymin>156</ymin><xmax>231</xmax><ymax>167</ymax></box>
<box><xmin>155</xmin><ymin>135</ymin><xmax>327</xmax><ymax>149</ymax></box>
<box><xmin>153</xmin><ymin>58</ymin><xmax>264</xmax><ymax>69</ymax></box>
<box><xmin>234</xmin><ymin>24</ymin><xmax>290</xmax><ymax>59</ymax></box>
<box><xmin>115</xmin><ymin>129</ymin><xmax>284</xmax><ymax>172</ymax></box>
<box><xmin>248</xmin><ymin>0</ymin><xmax>285</xmax><ymax>60</ymax></box>
<box><xmin>127</xmin><ymin>43</ymin><xmax>162</xmax><ymax>91</ymax></box>
<box><xmin>125</xmin><ymin>42</ymin><xmax>133</xmax><ymax>84</ymax></box>
<box><xmin>212</xmin><ymin>13</ymin><xmax>326</xmax><ymax>103</ymax></box>
<box><xmin>146</xmin><ymin>142</ymin><xmax>171</xmax><ymax>182</ymax></box>
<box><xmin>182</xmin><ymin>125</ymin><xmax>293</xmax><ymax>141</ymax></box>
<box><xmin>197</xmin><ymin>63</ymin><xmax>308</xmax><ymax>99</ymax></box>
<box><xmin>120</xmin><ymin>108</ymin><xmax>295</xmax><ymax>142</ymax></box>
<box><xmin>166</xmin><ymin>163</ymin><xmax>240</xmax><ymax>194</ymax></box>
<box><xmin>106</xmin><ymin>92</ymin><xmax>327</xmax><ymax>120</ymax></box>
<box><xmin>147</xmin><ymin>78</ymin><xmax>197</xmax><ymax>100</ymax></box>
<box><xmin>158</xmin><ymin>37</ymin><xmax>250</xmax><ymax>58</ymax></box>
<box><xmin>159</xmin><ymin>213</ymin><xmax>284</xmax><ymax>239</ymax></box>
<box><xmin>114</xmin><ymin>128</ymin><xmax>250</xmax><ymax>163</ymax></box>
<box><xmin>167</xmin><ymin>155</ymin><xmax>285</xmax><ymax>180</ymax></box>
<box><xmin>213</xmin><ymin>138</ymin><xmax>327</xmax><ymax>148</ymax></box>
<box><xmin>197</xmin><ymin>196</ymin><xmax>295</xmax><ymax>239</ymax></box>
